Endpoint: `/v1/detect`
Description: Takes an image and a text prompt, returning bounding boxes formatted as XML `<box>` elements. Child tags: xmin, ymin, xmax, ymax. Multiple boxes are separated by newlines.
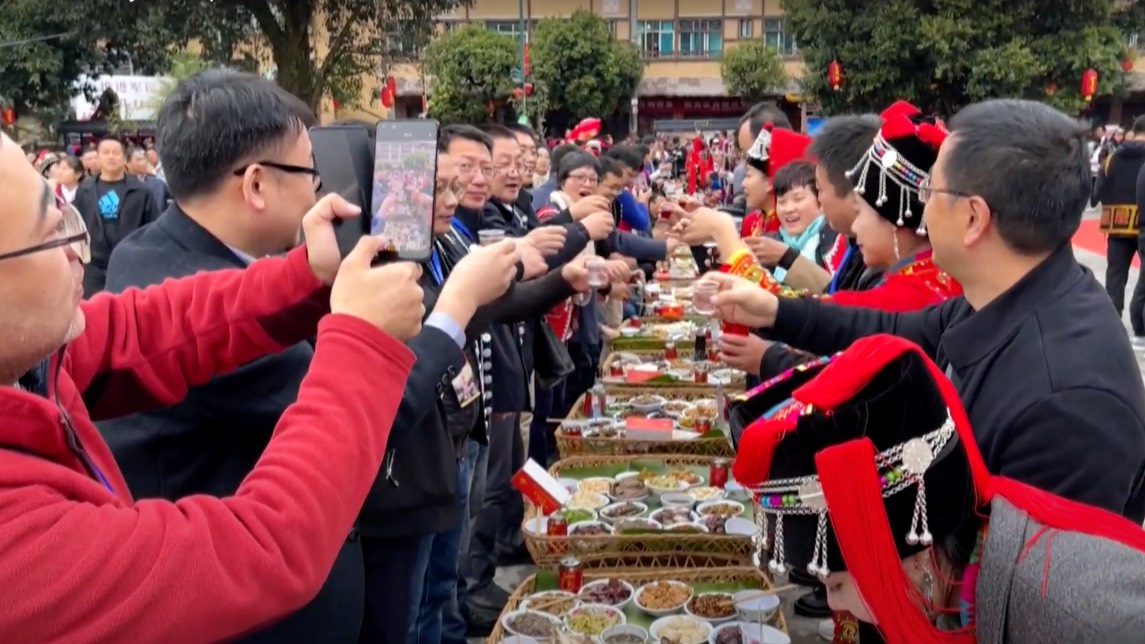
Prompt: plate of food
<box><xmin>566</xmin><ymin>491</ymin><xmax>610</xmax><ymax>511</ymax></box>
<box><xmin>649</xmin><ymin>614</ymin><xmax>712</xmax><ymax>644</ymax></box>
<box><xmin>650</xmin><ymin>506</ymin><xmax>698</xmax><ymax>527</ymax></box>
<box><xmin>600</xmin><ymin>624</ymin><xmax>649</xmax><ymax>644</ymax></box>
<box><xmin>668</xmin><ymin>469</ymin><xmax>705</xmax><ymax>487</ymax></box>
<box><xmin>577</xmin><ymin>477</ymin><xmax>614</xmax><ymax>496</ymax></box>
<box><xmin>564</xmin><ymin>604</ymin><xmax>625</xmax><ymax>638</ymax></box>
<box><xmin>577</xmin><ymin>578</ymin><xmax>635</xmax><ymax>608</ymax></box>
<box><xmin>610</xmin><ymin>477</ymin><xmax>649</xmax><ymax>502</ymax></box>
<box><xmin>599</xmin><ymin>501</ymin><xmax>649</xmax><ymax>523</ymax></box>
<box><xmin>500</xmin><ymin>609</ymin><xmax>562</xmax><ymax>641</ymax></box>
<box><xmin>689</xmin><ymin>486</ymin><xmax>727</xmax><ymax>503</ymax></box>
<box><xmin>630</xmin><ymin>394</ymin><xmax>667</xmax><ymax>413</ymax></box>
<box><xmin>697</xmin><ymin>500</ymin><xmax>746</xmax><ymax>519</ymax></box>
<box><xmin>635</xmin><ymin>580</ymin><xmax>694</xmax><ymax>617</ymax></box>
<box><xmin>521</xmin><ymin>590</ymin><xmax>579</xmax><ymax>618</ymax></box>
<box><xmin>685</xmin><ymin>592</ymin><xmax>737</xmax><ymax>624</ymax></box>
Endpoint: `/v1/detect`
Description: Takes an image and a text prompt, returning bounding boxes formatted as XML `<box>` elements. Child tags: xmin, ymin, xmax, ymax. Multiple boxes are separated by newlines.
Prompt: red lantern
<box><xmin>331</xmin><ymin>99</ymin><xmax>339</xmax><ymax>112</ymax></box>
<box><xmin>827</xmin><ymin>59</ymin><xmax>844</xmax><ymax>91</ymax></box>
<box><xmin>1044</xmin><ymin>82</ymin><xmax>1058</xmax><ymax>96</ymax></box>
<box><xmin>511</xmin><ymin>88</ymin><xmax>524</xmax><ymax>101</ymax></box>
<box><xmin>0</xmin><ymin>106</ymin><xmax>13</xmax><ymax>126</ymax></box>
<box><xmin>1122</xmin><ymin>58</ymin><xmax>1134</xmax><ymax>73</ymax></box>
<box><xmin>524</xmin><ymin>82</ymin><xmax>533</xmax><ymax>97</ymax></box>
<box><xmin>1081</xmin><ymin>68</ymin><xmax>1098</xmax><ymax>102</ymax></box>
<box><xmin>523</xmin><ymin>43</ymin><xmax>530</xmax><ymax>77</ymax></box>
<box><xmin>380</xmin><ymin>85</ymin><xmax>394</xmax><ymax>109</ymax></box>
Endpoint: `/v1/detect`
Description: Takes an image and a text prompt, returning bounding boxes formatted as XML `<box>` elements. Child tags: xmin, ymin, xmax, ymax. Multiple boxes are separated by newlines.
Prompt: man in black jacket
<box><xmin>712</xmin><ymin>99</ymin><xmax>1145</xmax><ymax>524</ymax></box>
<box><xmin>1093</xmin><ymin>115</ymin><xmax>1145</xmax><ymax>324</ymax></box>
<box><xmin>73</xmin><ymin>135</ymin><xmax>160</xmax><ymax>296</ymax></box>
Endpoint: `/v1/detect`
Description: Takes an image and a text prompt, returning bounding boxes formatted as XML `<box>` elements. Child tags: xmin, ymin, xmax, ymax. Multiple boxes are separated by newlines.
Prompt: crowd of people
<box><xmin>2</xmin><ymin>65</ymin><xmax>1145</xmax><ymax>644</ymax></box>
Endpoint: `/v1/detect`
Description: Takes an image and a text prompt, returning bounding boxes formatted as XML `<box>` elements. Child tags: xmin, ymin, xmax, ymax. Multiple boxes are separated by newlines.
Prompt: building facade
<box><xmin>337</xmin><ymin>0</ymin><xmax>806</xmax><ymax>129</ymax></box>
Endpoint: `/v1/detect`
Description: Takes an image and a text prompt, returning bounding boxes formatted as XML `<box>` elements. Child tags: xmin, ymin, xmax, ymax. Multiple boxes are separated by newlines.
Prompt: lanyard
<box><xmin>827</xmin><ymin>244</ymin><xmax>855</xmax><ymax>295</ymax></box>
<box><xmin>429</xmin><ymin>247</ymin><xmax>444</xmax><ymax>285</ymax></box>
<box><xmin>451</xmin><ymin>217</ymin><xmax>475</xmax><ymax>242</ymax></box>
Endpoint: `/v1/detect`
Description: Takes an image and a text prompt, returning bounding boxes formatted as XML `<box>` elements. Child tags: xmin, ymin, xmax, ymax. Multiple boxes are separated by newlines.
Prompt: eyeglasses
<box><xmin>0</xmin><ymin>198</ymin><xmax>91</xmax><ymax>264</ymax></box>
<box><xmin>232</xmin><ymin>161</ymin><xmax>322</xmax><ymax>191</ymax></box>
<box><xmin>493</xmin><ymin>162</ymin><xmax>528</xmax><ymax>176</ymax></box>
<box><xmin>918</xmin><ymin>177</ymin><xmax>971</xmax><ymax>204</ymax></box>
<box><xmin>457</xmin><ymin>162</ymin><xmax>495</xmax><ymax>178</ymax></box>
<box><xmin>436</xmin><ymin>180</ymin><xmax>465</xmax><ymax>198</ymax></box>
<box><xmin>566</xmin><ymin>172</ymin><xmax>599</xmax><ymax>185</ymax></box>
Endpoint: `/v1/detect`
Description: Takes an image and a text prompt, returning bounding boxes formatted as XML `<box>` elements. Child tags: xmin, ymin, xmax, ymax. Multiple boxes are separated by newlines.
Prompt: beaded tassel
<box><xmin>807</xmin><ymin>513</ymin><xmax>830</xmax><ymax>578</ymax></box>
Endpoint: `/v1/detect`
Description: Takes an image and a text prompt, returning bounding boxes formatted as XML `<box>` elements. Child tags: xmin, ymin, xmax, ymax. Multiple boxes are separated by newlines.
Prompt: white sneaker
<box><xmin>818</xmin><ymin>618</ymin><xmax>835</xmax><ymax>640</ymax></box>
<box><xmin>1132</xmin><ymin>336</ymin><xmax>1145</xmax><ymax>349</ymax></box>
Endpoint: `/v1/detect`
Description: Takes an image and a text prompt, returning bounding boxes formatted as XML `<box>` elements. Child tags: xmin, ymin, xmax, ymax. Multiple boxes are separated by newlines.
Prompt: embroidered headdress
<box><xmin>745</xmin><ymin>123</ymin><xmax>811</xmax><ymax>180</ymax></box>
<box><xmin>846</xmin><ymin>101</ymin><xmax>947</xmax><ymax>234</ymax></box>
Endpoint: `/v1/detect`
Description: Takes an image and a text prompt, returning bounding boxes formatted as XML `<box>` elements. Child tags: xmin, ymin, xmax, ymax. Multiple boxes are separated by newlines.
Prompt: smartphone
<box><xmin>310</xmin><ymin>124</ymin><xmax>375</xmax><ymax>258</ymax></box>
<box><xmin>370</xmin><ymin>119</ymin><xmax>438</xmax><ymax>262</ymax></box>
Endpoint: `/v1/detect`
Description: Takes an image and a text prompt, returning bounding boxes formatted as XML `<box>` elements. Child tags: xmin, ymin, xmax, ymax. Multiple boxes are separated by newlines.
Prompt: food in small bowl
<box><xmin>630</xmin><ymin>394</ymin><xmax>668</xmax><ymax>413</ymax></box>
<box><xmin>614</xmin><ymin>518</ymin><xmax>662</xmax><ymax>533</ymax></box>
<box><xmin>569</xmin><ymin>520</ymin><xmax>613</xmax><ymax>537</ymax></box>
<box><xmin>618</xmin><ymin>326</ymin><xmax>641</xmax><ymax>337</ymax></box>
<box><xmin>577</xmin><ymin>578</ymin><xmax>635</xmax><ymax>608</ymax></box>
<box><xmin>650</xmin><ymin>506</ymin><xmax>697</xmax><ymax>527</ymax></box>
<box><xmin>710</xmin><ymin>622</ymin><xmax>791</xmax><ymax>644</ymax></box>
<box><xmin>685</xmin><ymin>592</ymin><xmax>737</xmax><ymax>623</ymax></box>
<box><xmin>635</xmin><ymin>580</ymin><xmax>694</xmax><ymax>616</ymax></box>
<box><xmin>521</xmin><ymin>590</ymin><xmax>579</xmax><ymax>617</ymax></box>
<box><xmin>599</xmin><ymin>501</ymin><xmax>649</xmax><ymax>523</ymax></box>
<box><xmin>661</xmin><ymin>492</ymin><xmax>697</xmax><ymax>509</ymax></box>
<box><xmin>566</xmin><ymin>491</ymin><xmax>610</xmax><ymax>511</ymax></box>
<box><xmin>731</xmin><ymin>590</ymin><xmax>781</xmax><ymax>623</ymax></box>
<box><xmin>564</xmin><ymin>603</ymin><xmax>625</xmax><ymax>637</ymax></box>
<box><xmin>662</xmin><ymin>400</ymin><xmax>695</xmax><ymax>418</ymax></box>
<box><xmin>501</xmin><ymin>609</ymin><xmax>562</xmax><ymax>640</ymax></box>
<box><xmin>600</xmin><ymin>623</ymin><xmax>649</xmax><ymax>644</ymax></box>
<box><xmin>697</xmin><ymin>500</ymin><xmax>746</xmax><ymax>519</ymax></box>
<box><xmin>688</xmin><ymin>486</ymin><xmax>726</xmax><ymax>502</ymax></box>
<box><xmin>649</xmin><ymin>614</ymin><xmax>712</xmax><ymax>644</ymax></box>
<box><xmin>555</xmin><ymin>508</ymin><xmax>597</xmax><ymax>525</ymax></box>
<box><xmin>665</xmin><ymin>521</ymin><xmax>709</xmax><ymax>534</ymax></box>
<box><xmin>668</xmin><ymin>469</ymin><xmax>704</xmax><ymax>487</ymax></box>
<box><xmin>646</xmin><ymin>475</ymin><xmax>690</xmax><ymax>495</ymax></box>
<box><xmin>577</xmin><ymin>477</ymin><xmax>614</xmax><ymax>495</ymax></box>
<box><xmin>610</xmin><ymin>477</ymin><xmax>649</xmax><ymax>501</ymax></box>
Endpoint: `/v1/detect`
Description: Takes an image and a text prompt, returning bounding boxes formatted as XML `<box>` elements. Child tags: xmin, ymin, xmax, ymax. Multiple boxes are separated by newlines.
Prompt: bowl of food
<box><xmin>710</xmin><ymin>622</ymin><xmax>791</xmax><ymax>644</ymax></box>
<box><xmin>555</xmin><ymin>508</ymin><xmax>598</xmax><ymax>525</ymax></box>
<box><xmin>578</xmin><ymin>578</ymin><xmax>635</xmax><ymax>608</ymax></box>
<box><xmin>618</xmin><ymin>326</ymin><xmax>642</xmax><ymax>337</ymax></box>
<box><xmin>646</xmin><ymin>474</ymin><xmax>691</xmax><ymax>496</ymax></box>
<box><xmin>667</xmin><ymin>468</ymin><xmax>705</xmax><ymax>488</ymax></box>
<box><xmin>577</xmin><ymin>477</ymin><xmax>615</xmax><ymax>496</ymax></box>
<box><xmin>731</xmin><ymin>590</ymin><xmax>781</xmax><ymax>623</ymax></box>
<box><xmin>649</xmin><ymin>614</ymin><xmax>712</xmax><ymax>644</ymax></box>
<box><xmin>501</xmin><ymin>609</ymin><xmax>562</xmax><ymax>641</ymax></box>
<box><xmin>610</xmin><ymin>477</ymin><xmax>650</xmax><ymax>502</ymax></box>
<box><xmin>665</xmin><ymin>521</ymin><xmax>709</xmax><ymax>534</ymax></box>
<box><xmin>630</xmin><ymin>394</ymin><xmax>668</xmax><ymax>413</ymax></box>
<box><xmin>662</xmin><ymin>400</ymin><xmax>695</xmax><ymax>418</ymax></box>
<box><xmin>710</xmin><ymin>369</ymin><xmax>739</xmax><ymax>386</ymax></box>
<box><xmin>613</xmin><ymin>518</ymin><xmax>662</xmax><ymax>533</ymax></box>
<box><xmin>650</xmin><ymin>506</ymin><xmax>698</xmax><ymax>528</ymax></box>
<box><xmin>599</xmin><ymin>623</ymin><xmax>649</xmax><ymax>644</ymax></box>
<box><xmin>566</xmin><ymin>491</ymin><xmax>610</xmax><ymax>512</ymax></box>
<box><xmin>569</xmin><ymin>520</ymin><xmax>613</xmax><ymax>537</ymax></box>
<box><xmin>685</xmin><ymin>592</ymin><xmax>737</xmax><ymax>624</ymax></box>
<box><xmin>634</xmin><ymin>580</ymin><xmax>694</xmax><ymax>617</ymax></box>
<box><xmin>688</xmin><ymin>486</ymin><xmax>726</xmax><ymax>503</ymax></box>
<box><xmin>564</xmin><ymin>604</ymin><xmax>625</xmax><ymax>638</ymax></box>
<box><xmin>660</xmin><ymin>492</ymin><xmax>697</xmax><ymax>509</ymax></box>
<box><xmin>522</xmin><ymin>516</ymin><xmax>548</xmax><ymax>536</ymax></box>
<box><xmin>599</xmin><ymin>501</ymin><xmax>649</xmax><ymax>524</ymax></box>
<box><xmin>498</xmin><ymin>636</ymin><xmax>540</xmax><ymax>644</ymax></box>
<box><xmin>521</xmin><ymin>590</ymin><xmax>579</xmax><ymax>618</ymax></box>
<box><xmin>697</xmin><ymin>500</ymin><xmax>746</xmax><ymax>519</ymax></box>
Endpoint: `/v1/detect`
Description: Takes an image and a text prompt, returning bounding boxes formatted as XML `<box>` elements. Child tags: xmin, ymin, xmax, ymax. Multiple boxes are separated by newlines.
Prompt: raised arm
<box><xmin>0</xmin><ymin>315</ymin><xmax>415</xmax><ymax>643</ymax></box>
<box><xmin>70</xmin><ymin>246</ymin><xmax>329</xmax><ymax>421</ymax></box>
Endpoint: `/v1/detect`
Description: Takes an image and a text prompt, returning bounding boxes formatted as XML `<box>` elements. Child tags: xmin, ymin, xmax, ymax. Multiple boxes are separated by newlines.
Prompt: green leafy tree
<box><xmin>423</xmin><ymin>24</ymin><xmax>518</xmax><ymax>125</ymax></box>
<box><xmin>720</xmin><ymin>41</ymin><xmax>789</xmax><ymax>102</ymax></box>
<box><xmin>782</xmin><ymin>0</ymin><xmax>1134</xmax><ymax>115</ymax></box>
<box><xmin>529</xmin><ymin>10</ymin><xmax>645</xmax><ymax>124</ymax></box>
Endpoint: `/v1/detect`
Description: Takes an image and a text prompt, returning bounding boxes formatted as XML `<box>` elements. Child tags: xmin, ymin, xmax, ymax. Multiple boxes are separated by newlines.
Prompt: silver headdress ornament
<box><xmin>747</xmin><ymin>126</ymin><xmax>772</xmax><ymax>164</ymax></box>
<box><xmin>845</xmin><ymin>132</ymin><xmax>930</xmax><ymax>236</ymax></box>
<box><xmin>748</xmin><ymin>414</ymin><xmax>955</xmax><ymax>579</ymax></box>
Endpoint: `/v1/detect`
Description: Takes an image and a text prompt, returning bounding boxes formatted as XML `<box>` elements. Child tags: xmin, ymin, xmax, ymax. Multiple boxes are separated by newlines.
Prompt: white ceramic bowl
<box><xmin>709</xmin><ymin>622</ymin><xmax>791</xmax><ymax>644</ymax></box>
<box><xmin>520</xmin><ymin>590</ymin><xmax>579</xmax><ymax>618</ymax></box>
<box><xmin>731</xmin><ymin>590</ymin><xmax>781</xmax><ymax>623</ymax></box>
<box><xmin>613</xmin><ymin>517</ymin><xmax>663</xmax><ymax>533</ymax></box>
<box><xmin>618</xmin><ymin>326</ymin><xmax>641</xmax><ymax>337</ymax></box>
<box><xmin>498</xmin><ymin>635</ymin><xmax>540</xmax><ymax>644</ymax></box>
<box><xmin>566</xmin><ymin>491</ymin><xmax>610</xmax><ymax>512</ymax></box>
<box><xmin>598</xmin><ymin>501</ymin><xmax>650</xmax><ymax>524</ymax></box>
<box><xmin>577</xmin><ymin>578</ymin><xmax>636</xmax><ymax>609</ymax></box>
<box><xmin>569</xmin><ymin>520</ymin><xmax>613</xmax><ymax>538</ymax></box>
<box><xmin>722</xmin><ymin>517</ymin><xmax>757</xmax><ymax>537</ymax></box>
<box><xmin>684</xmin><ymin>592</ymin><xmax>737</xmax><ymax>624</ymax></box>
<box><xmin>630</xmin><ymin>394</ymin><xmax>668</xmax><ymax>413</ymax></box>
<box><xmin>696</xmin><ymin>499</ymin><xmax>746</xmax><ymax>519</ymax></box>
<box><xmin>577</xmin><ymin>477</ymin><xmax>615</xmax><ymax>496</ymax></box>
<box><xmin>660</xmin><ymin>492</ymin><xmax>697</xmax><ymax>509</ymax></box>
<box><xmin>564</xmin><ymin>603</ymin><xmax>626</xmax><ymax>638</ymax></box>
<box><xmin>663</xmin><ymin>521</ymin><xmax>709</xmax><ymax>535</ymax></box>
<box><xmin>500</xmin><ymin>609</ymin><xmax>562</xmax><ymax>641</ymax></box>
<box><xmin>687</xmin><ymin>486</ymin><xmax>727</xmax><ymax>503</ymax></box>
<box><xmin>649</xmin><ymin>614</ymin><xmax>712</xmax><ymax>644</ymax></box>
<box><xmin>650</xmin><ymin>507</ymin><xmax>699</xmax><ymax>527</ymax></box>
<box><xmin>599</xmin><ymin>623</ymin><xmax>650</xmax><ymax>644</ymax></box>
<box><xmin>646</xmin><ymin>478</ymin><xmax>692</xmax><ymax>497</ymax></box>
<box><xmin>634</xmin><ymin>580</ymin><xmax>694</xmax><ymax>617</ymax></box>
<box><xmin>522</xmin><ymin>515</ymin><xmax>548</xmax><ymax>536</ymax></box>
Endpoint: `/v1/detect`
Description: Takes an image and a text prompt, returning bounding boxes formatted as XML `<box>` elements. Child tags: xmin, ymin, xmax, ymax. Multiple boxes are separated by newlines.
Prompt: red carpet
<box><xmin>1073</xmin><ymin>218</ymin><xmax>1140</xmax><ymax>267</ymax></box>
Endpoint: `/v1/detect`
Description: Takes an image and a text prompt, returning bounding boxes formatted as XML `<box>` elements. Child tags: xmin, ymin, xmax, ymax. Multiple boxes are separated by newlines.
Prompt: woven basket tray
<box><xmin>486</xmin><ymin>566</ymin><xmax>787</xmax><ymax>643</ymax></box>
<box><xmin>522</xmin><ymin>455</ymin><xmax>759</xmax><ymax>570</ymax></box>
<box><xmin>599</xmin><ymin>350</ymin><xmax>746</xmax><ymax>390</ymax></box>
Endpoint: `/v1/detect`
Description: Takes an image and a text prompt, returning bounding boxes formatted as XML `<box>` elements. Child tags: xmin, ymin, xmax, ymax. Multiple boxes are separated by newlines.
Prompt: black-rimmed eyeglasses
<box><xmin>0</xmin><ymin>199</ymin><xmax>91</xmax><ymax>264</ymax></box>
<box><xmin>233</xmin><ymin>161</ymin><xmax>322</xmax><ymax>191</ymax></box>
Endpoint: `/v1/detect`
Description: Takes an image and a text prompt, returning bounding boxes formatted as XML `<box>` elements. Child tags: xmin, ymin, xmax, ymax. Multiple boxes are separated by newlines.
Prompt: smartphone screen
<box><xmin>310</xmin><ymin>124</ymin><xmax>374</xmax><ymax>258</ymax></box>
<box><xmin>371</xmin><ymin>120</ymin><xmax>438</xmax><ymax>262</ymax></box>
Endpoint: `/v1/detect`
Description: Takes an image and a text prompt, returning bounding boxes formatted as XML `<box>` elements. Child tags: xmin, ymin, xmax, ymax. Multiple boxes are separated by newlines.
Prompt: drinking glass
<box><xmin>693</xmin><ymin>280</ymin><xmax>719</xmax><ymax>315</ymax></box>
<box><xmin>478</xmin><ymin>229</ymin><xmax>505</xmax><ymax>246</ymax></box>
<box><xmin>586</xmin><ymin>257</ymin><xmax>608</xmax><ymax>288</ymax></box>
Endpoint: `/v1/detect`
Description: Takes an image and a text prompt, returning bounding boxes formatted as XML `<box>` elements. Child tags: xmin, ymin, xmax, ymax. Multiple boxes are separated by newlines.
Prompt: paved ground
<box><xmin>477</xmin><ymin>210</ymin><xmax>1145</xmax><ymax>643</ymax></box>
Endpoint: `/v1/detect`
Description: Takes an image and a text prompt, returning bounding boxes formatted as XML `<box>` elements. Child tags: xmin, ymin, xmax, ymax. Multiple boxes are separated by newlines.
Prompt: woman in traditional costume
<box><xmin>730</xmin><ymin>333</ymin><xmax>1145</xmax><ymax>644</ymax></box>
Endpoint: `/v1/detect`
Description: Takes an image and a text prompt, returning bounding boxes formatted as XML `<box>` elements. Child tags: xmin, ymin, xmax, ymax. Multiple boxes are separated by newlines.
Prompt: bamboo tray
<box><xmin>599</xmin><ymin>350</ymin><xmax>746</xmax><ymax>390</ymax></box>
<box><xmin>486</xmin><ymin>566</ymin><xmax>787</xmax><ymax>643</ymax></box>
<box><xmin>522</xmin><ymin>456</ymin><xmax>759</xmax><ymax>569</ymax></box>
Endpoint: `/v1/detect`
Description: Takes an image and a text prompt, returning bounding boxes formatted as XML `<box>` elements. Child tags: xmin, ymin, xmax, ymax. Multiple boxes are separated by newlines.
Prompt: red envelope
<box><xmin>625</xmin><ymin>417</ymin><xmax>674</xmax><ymax>440</ymax></box>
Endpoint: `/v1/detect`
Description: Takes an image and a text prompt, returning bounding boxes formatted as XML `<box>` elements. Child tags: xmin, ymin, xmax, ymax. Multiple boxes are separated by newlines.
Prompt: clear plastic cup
<box><xmin>587</xmin><ymin>257</ymin><xmax>608</xmax><ymax>288</ymax></box>
<box><xmin>693</xmin><ymin>280</ymin><xmax>719</xmax><ymax>315</ymax></box>
<box><xmin>478</xmin><ymin>229</ymin><xmax>505</xmax><ymax>246</ymax></box>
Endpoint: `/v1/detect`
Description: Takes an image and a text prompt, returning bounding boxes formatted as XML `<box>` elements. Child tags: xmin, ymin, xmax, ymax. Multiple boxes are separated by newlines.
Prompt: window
<box><xmin>679</xmin><ymin>19</ymin><xmax>722</xmax><ymax>57</ymax></box>
<box><xmin>607</xmin><ymin>20</ymin><xmax>618</xmax><ymax>37</ymax></box>
<box><xmin>441</xmin><ymin>22</ymin><xmax>460</xmax><ymax>34</ymax></box>
<box><xmin>637</xmin><ymin>20</ymin><xmax>674</xmax><ymax>57</ymax></box>
<box><xmin>1129</xmin><ymin>32</ymin><xmax>1140</xmax><ymax>49</ymax></box>
<box><xmin>738</xmin><ymin>19</ymin><xmax>753</xmax><ymax>38</ymax></box>
<box><xmin>486</xmin><ymin>20</ymin><xmax>526</xmax><ymax>40</ymax></box>
<box><xmin>764</xmin><ymin>17</ymin><xmax>797</xmax><ymax>56</ymax></box>
<box><xmin>383</xmin><ymin>29</ymin><xmax>418</xmax><ymax>59</ymax></box>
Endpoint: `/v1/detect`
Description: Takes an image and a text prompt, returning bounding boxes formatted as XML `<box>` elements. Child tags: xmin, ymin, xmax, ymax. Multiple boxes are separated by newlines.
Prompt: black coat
<box><xmin>768</xmin><ymin>245</ymin><xmax>1145</xmax><ymax>522</ymax></box>
<box><xmin>99</xmin><ymin>205</ymin><xmax>362</xmax><ymax>644</ymax></box>
<box><xmin>74</xmin><ymin>175</ymin><xmax>161</xmax><ymax>296</ymax></box>
<box><xmin>358</xmin><ymin>228</ymin><xmax>578</xmax><ymax>538</ymax></box>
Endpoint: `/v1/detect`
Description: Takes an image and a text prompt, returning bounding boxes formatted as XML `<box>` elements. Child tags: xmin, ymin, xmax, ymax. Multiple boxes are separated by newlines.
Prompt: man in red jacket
<box><xmin>0</xmin><ymin>130</ymin><xmax>427</xmax><ymax>642</ymax></box>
